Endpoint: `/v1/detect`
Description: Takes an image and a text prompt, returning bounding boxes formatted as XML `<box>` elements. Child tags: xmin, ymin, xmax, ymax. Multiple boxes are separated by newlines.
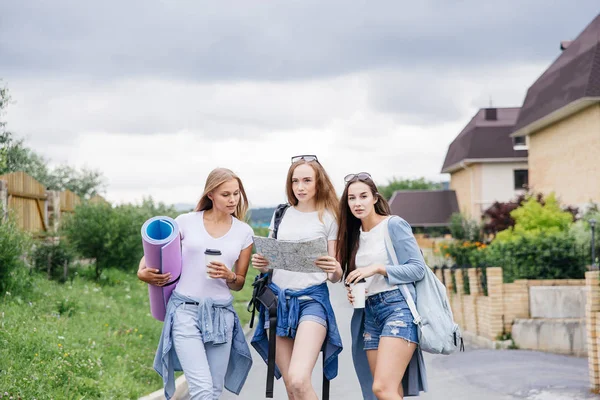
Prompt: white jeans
<box><xmin>172</xmin><ymin>303</ymin><xmax>234</xmax><ymax>400</ymax></box>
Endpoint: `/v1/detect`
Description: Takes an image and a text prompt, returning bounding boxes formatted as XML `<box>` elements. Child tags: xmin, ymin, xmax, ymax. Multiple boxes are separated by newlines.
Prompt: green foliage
<box><xmin>44</xmin><ymin>164</ymin><xmax>107</xmax><ymax>199</ymax></box>
<box><xmin>31</xmin><ymin>240</ymin><xmax>75</xmax><ymax>282</ymax></box>
<box><xmin>0</xmin><ymin>268</ymin><xmax>165</xmax><ymax>398</ymax></box>
<box><xmin>443</xmin><ymin>195</ymin><xmax>587</xmax><ymax>282</ymax></box>
<box><xmin>252</xmin><ymin>226</ymin><xmax>270</xmax><ymax>238</ymax></box>
<box><xmin>0</xmin><ymin>211</ymin><xmax>31</xmax><ymax>292</ymax></box>
<box><xmin>378</xmin><ymin>177</ymin><xmax>443</xmax><ymax>200</ymax></box>
<box><xmin>0</xmin><ymin>263</ymin><xmax>258</xmax><ymax>398</ymax></box>
<box><xmin>449</xmin><ymin>212</ymin><xmax>482</xmax><ymax>242</ymax></box>
<box><xmin>0</xmin><ymin>83</ymin><xmax>106</xmax><ymax>198</ymax></box>
<box><xmin>0</xmin><ymin>130</ymin><xmax>50</xmax><ymax>180</ymax></box>
<box><xmin>62</xmin><ymin>198</ymin><xmax>178</xmax><ymax>279</ymax></box>
<box><xmin>495</xmin><ymin>194</ymin><xmax>573</xmax><ymax>242</ymax></box>
<box><xmin>441</xmin><ymin>241</ymin><xmax>487</xmax><ymax>266</ymax></box>
<box><xmin>486</xmin><ymin>231</ymin><xmax>586</xmax><ymax>282</ymax></box>
<box><xmin>570</xmin><ymin>204</ymin><xmax>600</xmax><ymax>266</ymax></box>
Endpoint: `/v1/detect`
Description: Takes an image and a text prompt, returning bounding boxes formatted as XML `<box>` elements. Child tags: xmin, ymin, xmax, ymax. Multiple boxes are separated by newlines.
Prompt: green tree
<box><xmin>495</xmin><ymin>193</ymin><xmax>573</xmax><ymax>242</ymax></box>
<box><xmin>62</xmin><ymin>202</ymin><xmax>113</xmax><ymax>279</ymax></box>
<box><xmin>44</xmin><ymin>164</ymin><xmax>106</xmax><ymax>199</ymax></box>
<box><xmin>0</xmin><ymin>84</ymin><xmax>48</xmax><ymax>178</ymax></box>
<box><xmin>378</xmin><ymin>177</ymin><xmax>443</xmax><ymax>200</ymax></box>
<box><xmin>449</xmin><ymin>212</ymin><xmax>482</xmax><ymax>242</ymax></box>
<box><xmin>62</xmin><ymin>198</ymin><xmax>178</xmax><ymax>279</ymax></box>
<box><xmin>0</xmin><ymin>83</ymin><xmax>106</xmax><ymax>198</ymax></box>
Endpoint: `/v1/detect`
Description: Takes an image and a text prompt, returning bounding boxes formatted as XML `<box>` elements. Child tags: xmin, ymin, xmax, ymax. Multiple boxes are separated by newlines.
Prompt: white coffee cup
<box><xmin>204</xmin><ymin>249</ymin><xmax>222</xmax><ymax>279</ymax></box>
<box><xmin>351</xmin><ymin>281</ymin><xmax>366</xmax><ymax>309</ymax></box>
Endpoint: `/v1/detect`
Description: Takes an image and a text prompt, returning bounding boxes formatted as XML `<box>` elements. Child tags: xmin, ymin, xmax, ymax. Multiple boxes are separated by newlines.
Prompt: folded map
<box><xmin>252</xmin><ymin>236</ymin><xmax>328</xmax><ymax>273</ymax></box>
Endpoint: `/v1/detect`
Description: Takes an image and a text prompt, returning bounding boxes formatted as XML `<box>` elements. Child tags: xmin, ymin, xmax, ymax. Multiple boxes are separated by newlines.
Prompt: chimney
<box><xmin>484</xmin><ymin>108</ymin><xmax>497</xmax><ymax>121</ymax></box>
<box><xmin>560</xmin><ymin>40</ymin><xmax>573</xmax><ymax>51</ymax></box>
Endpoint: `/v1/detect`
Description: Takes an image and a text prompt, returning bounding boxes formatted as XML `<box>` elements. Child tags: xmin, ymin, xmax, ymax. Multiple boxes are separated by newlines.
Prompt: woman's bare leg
<box><xmin>371</xmin><ymin>337</ymin><xmax>416</xmax><ymax>400</ymax></box>
<box><xmin>276</xmin><ymin>335</ymin><xmax>296</xmax><ymax>400</ymax></box>
<box><xmin>285</xmin><ymin>321</ymin><xmax>327</xmax><ymax>400</ymax></box>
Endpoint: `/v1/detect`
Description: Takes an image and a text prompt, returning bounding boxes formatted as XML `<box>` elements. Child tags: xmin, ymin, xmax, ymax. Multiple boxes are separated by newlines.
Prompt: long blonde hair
<box><xmin>286</xmin><ymin>160</ymin><xmax>339</xmax><ymax>222</ymax></box>
<box><xmin>194</xmin><ymin>168</ymin><xmax>249</xmax><ymax>221</ymax></box>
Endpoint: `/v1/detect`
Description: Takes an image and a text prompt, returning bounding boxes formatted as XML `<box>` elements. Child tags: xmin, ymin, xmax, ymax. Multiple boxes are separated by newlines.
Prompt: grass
<box><xmin>0</xmin><ymin>266</ymin><xmax>259</xmax><ymax>399</ymax></box>
<box><xmin>234</xmin><ymin>266</ymin><xmax>259</xmax><ymax>326</ymax></box>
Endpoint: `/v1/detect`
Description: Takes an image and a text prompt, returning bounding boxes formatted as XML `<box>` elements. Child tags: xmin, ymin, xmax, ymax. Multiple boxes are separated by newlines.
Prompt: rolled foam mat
<box><xmin>141</xmin><ymin>216</ymin><xmax>182</xmax><ymax>321</ymax></box>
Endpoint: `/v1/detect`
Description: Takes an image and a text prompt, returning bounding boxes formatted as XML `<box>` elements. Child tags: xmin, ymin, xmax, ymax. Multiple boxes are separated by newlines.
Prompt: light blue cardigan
<box><xmin>350</xmin><ymin>216</ymin><xmax>428</xmax><ymax>398</ymax></box>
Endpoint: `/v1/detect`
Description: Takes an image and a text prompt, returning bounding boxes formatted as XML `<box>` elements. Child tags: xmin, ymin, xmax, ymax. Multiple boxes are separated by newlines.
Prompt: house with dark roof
<box><xmin>389</xmin><ymin>190</ymin><xmax>459</xmax><ymax>229</ymax></box>
<box><xmin>511</xmin><ymin>13</ymin><xmax>600</xmax><ymax>207</ymax></box>
<box><xmin>441</xmin><ymin>107</ymin><xmax>528</xmax><ymax>219</ymax></box>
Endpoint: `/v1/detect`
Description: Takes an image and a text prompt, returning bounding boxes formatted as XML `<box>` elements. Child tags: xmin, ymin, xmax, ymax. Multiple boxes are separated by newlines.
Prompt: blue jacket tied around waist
<box><xmin>250</xmin><ymin>282</ymin><xmax>343</xmax><ymax>381</ymax></box>
<box><xmin>153</xmin><ymin>291</ymin><xmax>253</xmax><ymax>399</ymax></box>
<box><xmin>351</xmin><ymin>216</ymin><xmax>428</xmax><ymax>398</ymax></box>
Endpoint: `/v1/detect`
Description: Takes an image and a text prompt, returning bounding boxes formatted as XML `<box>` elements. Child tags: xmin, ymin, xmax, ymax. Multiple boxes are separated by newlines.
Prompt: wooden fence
<box><xmin>0</xmin><ymin>171</ymin><xmax>106</xmax><ymax>234</ymax></box>
<box><xmin>0</xmin><ymin>171</ymin><xmax>48</xmax><ymax>233</ymax></box>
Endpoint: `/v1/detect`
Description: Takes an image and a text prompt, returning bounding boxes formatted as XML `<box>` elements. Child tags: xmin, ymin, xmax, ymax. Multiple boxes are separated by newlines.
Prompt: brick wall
<box><xmin>444</xmin><ymin>267</ymin><xmax>586</xmax><ymax>340</ymax></box>
<box><xmin>528</xmin><ymin>103</ymin><xmax>600</xmax><ymax>207</ymax></box>
<box><xmin>586</xmin><ymin>271</ymin><xmax>600</xmax><ymax>392</ymax></box>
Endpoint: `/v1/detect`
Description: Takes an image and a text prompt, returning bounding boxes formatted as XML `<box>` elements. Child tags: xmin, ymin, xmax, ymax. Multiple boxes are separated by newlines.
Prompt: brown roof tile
<box><xmin>389</xmin><ymin>190</ymin><xmax>459</xmax><ymax>227</ymax></box>
<box><xmin>441</xmin><ymin>107</ymin><xmax>527</xmax><ymax>173</ymax></box>
<box><xmin>513</xmin><ymin>14</ymin><xmax>600</xmax><ymax>134</ymax></box>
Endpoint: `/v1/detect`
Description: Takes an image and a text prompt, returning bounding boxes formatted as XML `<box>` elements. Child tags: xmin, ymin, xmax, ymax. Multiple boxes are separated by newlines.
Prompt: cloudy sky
<box><xmin>1</xmin><ymin>2</ymin><xmax>598</xmax><ymax>208</ymax></box>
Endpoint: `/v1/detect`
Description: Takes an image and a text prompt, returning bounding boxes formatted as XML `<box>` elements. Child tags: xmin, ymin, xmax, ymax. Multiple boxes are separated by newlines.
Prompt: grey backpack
<box><xmin>383</xmin><ymin>217</ymin><xmax>463</xmax><ymax>355</ymax></box>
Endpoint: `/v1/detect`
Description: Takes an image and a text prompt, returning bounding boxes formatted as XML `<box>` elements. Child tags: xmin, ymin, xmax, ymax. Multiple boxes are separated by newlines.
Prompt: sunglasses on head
<box><xmin>291</xmin><ymin>155</ymin><xmax>319</xmax><ymax>164</ymax></box>
<box><xmin>344</xmin><ymin>172</ymin><xmax>372</xmax><ymax>183</ymax></box>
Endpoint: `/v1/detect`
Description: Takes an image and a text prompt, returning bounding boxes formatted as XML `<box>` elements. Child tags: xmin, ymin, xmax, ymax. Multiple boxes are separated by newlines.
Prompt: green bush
<box><xmin>486</xmin><ymin>231</ymin><xmax>586</xmax><ymax>282</ymax></box>
<box><xmin>570</xmin><ymin>207</ymin><xmax>600</xmax><ymax>266</ymax></box>
<box><xmin>62</xmin><ymin>198</ymin><xmax>178</xmax><ymax>279</ymax></box>
<box><xmin>0</xmin><ymin>212</ymin><xmax>31</xmax><ymax>292</ymax></box>
<box><xmin>495</xmin><ymin>193</ymin><xmax>573</xmax><ymax>242</ymax></box>
<box><xmin>442</xmin><ymin>241</ymin><xmax>487</xmax><ymax>266</ymax></box>
<box><xmin>449</xmin><ymin>213</ymin><xmax>482</xmax><ymax>242</ymax></box>
<box><xmin>252</xmin><ymin>226</ymin><xmax>270</xmax><ymax>237</ymax></box>
<box><xmin>31</xmin><ymin>240</ymin><xmax>75</xmax><ymax>282</ymax></box>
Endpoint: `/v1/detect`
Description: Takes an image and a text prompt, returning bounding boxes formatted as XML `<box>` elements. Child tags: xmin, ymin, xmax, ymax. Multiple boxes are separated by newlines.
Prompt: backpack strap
<box><xmin>322</xmin><ymin>360</ymin><xmax>330</xmax><ymax>400</ymax></box>
<box><xmin>271</xmin><ymin>203</ymin><xmax>290</xmax><ymax>240</ymax></box>
<box><xmin>383</xmin><ymin>217</ymin><xmax>422</xmax><ymax>327</ymax></box>
<box><xmin>267</xmin><ymin>203</ymin><xmax>289</xmax><ymax>286</ymax></box>
<box><xmin>264</xmin><ymin>203</ymin><xmax>289</xmax><ymax>398</ymax></box>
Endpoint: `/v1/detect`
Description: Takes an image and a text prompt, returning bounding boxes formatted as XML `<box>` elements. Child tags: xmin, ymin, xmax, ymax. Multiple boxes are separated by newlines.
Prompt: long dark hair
<box><xmin>336</xmin><ymin>177</ymin><xmax>391</xmax><ymax>277</ymax></box>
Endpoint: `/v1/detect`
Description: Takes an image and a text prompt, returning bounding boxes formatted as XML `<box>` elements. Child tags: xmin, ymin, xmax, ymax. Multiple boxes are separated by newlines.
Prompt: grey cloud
<box><xmin>1</xmin><ymin>1</ymin><xmax>598</xmax><ymax>82</ymax></box>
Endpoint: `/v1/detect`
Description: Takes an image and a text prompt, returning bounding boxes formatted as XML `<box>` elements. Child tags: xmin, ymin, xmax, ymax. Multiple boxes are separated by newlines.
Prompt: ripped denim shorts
<box><xmin>363</xmin><ymin>288</ymin><xmax>419</xmax><ymax>351</ymax></box>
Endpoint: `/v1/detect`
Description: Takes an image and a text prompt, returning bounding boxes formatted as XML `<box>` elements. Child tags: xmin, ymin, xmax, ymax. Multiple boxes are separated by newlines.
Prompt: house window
<box><xmin>514</xmin><ymin>169</ymin><xmax>528</xmax><ymax>190</ymax></box>
<box><xmin>513</xmin><ymin>135</ymin><xmax>528</xmax><ymax>150</ymax></box>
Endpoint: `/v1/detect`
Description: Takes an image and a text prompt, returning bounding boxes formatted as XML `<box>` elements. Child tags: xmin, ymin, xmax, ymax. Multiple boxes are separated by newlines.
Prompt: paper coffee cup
<box><xmin>205</xmin><ymin>249</ymin><xmax>222</xmax><ymax>279</ymax></box>
<box><xmin>351</xmin><ymin>281</ymin><xmax>366</xmax><ymax>309</ymax></box>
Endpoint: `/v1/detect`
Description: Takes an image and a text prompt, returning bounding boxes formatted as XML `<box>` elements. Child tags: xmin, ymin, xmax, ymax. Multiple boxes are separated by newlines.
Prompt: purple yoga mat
<box><xmin>141</xmin><ymin>216</ymin><xmax>182</xmax><ymax>321</ymax></box>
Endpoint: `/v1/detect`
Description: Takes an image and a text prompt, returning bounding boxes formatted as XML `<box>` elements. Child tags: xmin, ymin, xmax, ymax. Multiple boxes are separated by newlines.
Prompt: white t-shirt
<box><xmin>270</xmin><ymin>207</ymin><xmax>338</xmax><ymax>290</ymax></box>
<box><xmin>174</xmin><ymin>211</ymin><xmax>254</xmax><ymax>300</ymax></box>
<box><xmin>355</xmin><ymin>217</ymin><xmax>398</xmax><ymax>296</ymax></box>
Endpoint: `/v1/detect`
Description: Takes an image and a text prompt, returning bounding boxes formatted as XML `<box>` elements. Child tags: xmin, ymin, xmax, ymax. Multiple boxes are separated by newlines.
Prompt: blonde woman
<box><xmin>137</xmin><ymin>168</ymin><xmax>253</xmax><ymax>400</ymax></box>
<box><xmin>251</xmin><ymin>155</ymin><xmax>344</xmax><ymax>400</ymax></box>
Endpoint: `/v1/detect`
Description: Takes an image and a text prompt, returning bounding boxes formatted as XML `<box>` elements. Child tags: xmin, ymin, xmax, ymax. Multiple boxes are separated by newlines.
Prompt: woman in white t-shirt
<box><xmin>137</xmin><ymin>168</ymin><xmax>254</xmax><ymax>400</ymax></box>
<box><xmin>337</xmin><ymin>173</ymin><xmax>427</xmax><ymax>399</ymax></box>
<box><xmin>251</xmin><ymin>155</ymin><xmax>344</xmax><ymax>400</ymax></box>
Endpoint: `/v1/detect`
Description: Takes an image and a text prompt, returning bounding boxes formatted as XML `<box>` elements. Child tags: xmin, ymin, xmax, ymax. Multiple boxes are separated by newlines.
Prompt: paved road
<box><xmin>212</xmin><ymin>282</ymin><xmax>595</xmax><ymax>399</ymax></box>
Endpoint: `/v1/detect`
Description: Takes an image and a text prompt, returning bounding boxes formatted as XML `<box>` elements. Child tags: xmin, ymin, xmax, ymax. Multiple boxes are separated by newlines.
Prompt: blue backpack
<box><xmin>383</xmin><ymin>217</ymin><xmax>464</xmax><ymax>355</ymax></box>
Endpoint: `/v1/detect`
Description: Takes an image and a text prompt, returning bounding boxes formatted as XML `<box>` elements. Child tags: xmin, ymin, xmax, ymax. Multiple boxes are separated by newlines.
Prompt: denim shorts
<box><xmin>363</xmin><ymin>289</ymin><xmax>419</xmax><ymax>351</ymax></box>
<box><xmin>264</xmin><ymin>298</ymin><xmax>328</xmax><ymax>329</ymax></box>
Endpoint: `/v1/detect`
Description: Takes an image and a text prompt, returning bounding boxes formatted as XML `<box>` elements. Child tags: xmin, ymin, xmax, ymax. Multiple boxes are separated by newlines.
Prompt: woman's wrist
<box><xmin>226</xmin><ymin>272</ymin><xmax>238</xmax><ymax>284</ymax></box>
